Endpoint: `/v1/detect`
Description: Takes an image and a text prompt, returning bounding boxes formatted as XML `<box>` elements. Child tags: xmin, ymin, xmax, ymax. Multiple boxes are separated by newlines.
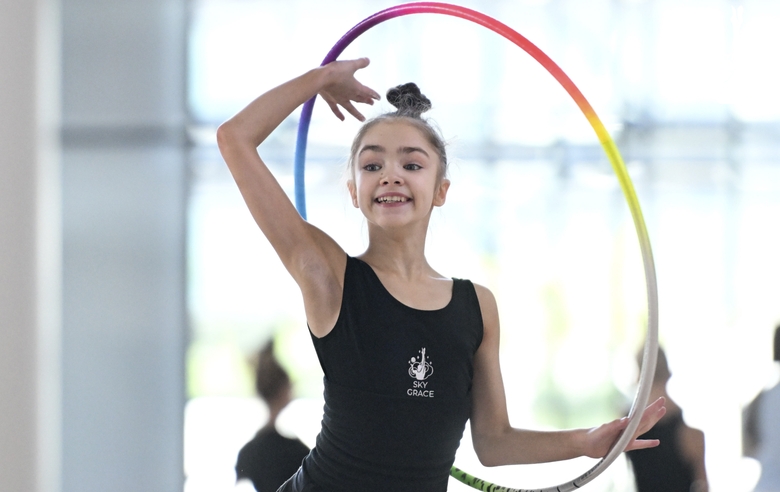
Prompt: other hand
<box><xmin>583</xmin><ymin>396</ymin><xmax>667</xmax><ymax>458</ymax></box>
<box><xmin>319</xmin><ymin>57</ymin><xmax>381</xmax><ymax>122</ymax></box>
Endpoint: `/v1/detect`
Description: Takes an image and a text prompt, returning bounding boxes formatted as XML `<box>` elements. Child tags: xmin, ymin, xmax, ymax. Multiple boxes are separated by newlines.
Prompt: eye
<box><xmin>404</xmin><ymin>163</ymin><xmax>422</xmax><ymax>171</ymax></box>
<box><xmin>363</xmin><ymin>163</ymin><xmax>381</xmax><ymax>172</ymax></box>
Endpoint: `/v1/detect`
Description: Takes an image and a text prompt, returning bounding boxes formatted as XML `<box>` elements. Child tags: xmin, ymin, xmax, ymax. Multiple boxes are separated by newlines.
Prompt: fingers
<box><xmin>636</xmin><ymin>397</ymin><xmax>666</xmax><ymax>435</ymax></box>
<box><xmin>317</xmin><ymin>57</ymin><xmax>384</xmax><ymax>122</ymax></box>
<box><xmin>648</xmin><ymin>396</ymin><xmax>666</xmax><ymax>410</ymax></box>
<box><xmin>351</xmin><ymin>56</ymin><xmax>371</xmax><ymax>70</ymax></box>
<box><xmin>624</xmin><ymin>438</ymin><xmax>660</xmax><ymax>452</ymax></box>
<box><xmin>357</xmin><ymin>88</ymin><xmax>380</xmax><ymax>104</ymax></box>
<box><xmin>620</xmin><ymin>397</ymin><xmax>667</xmax><ymax>453</ymax></box>
<box><xmin>343</xmin><ymin>78</ymin><xmax>380</xmax><ymax>109</ymax></box>
<box><xmin>326</xmin><ymin>95</ymin><xmax>373</xmax><ymax>122</ymax></box>
<box><xmin>325</xmin><ymin>99</ymin><xmax>345</xmax><ymax>121</ymax></box>
<box><xmin>318</xmin><ymin>57</ymin><xmax>381</xmax><ymax>122</ymax></box>
<box><xmin>345</xmin><ymin>88</ymin><xmax>378</xmax><ymax>106</ymax></box>
<box><xmin>322</xmin><ymin>90</ymin><xmax>375</xmax><ymax>122</ymax></box>
<box><xmin>362</xmin><ymin>85</ymin><xmax>381</xmax><ymax>102</ymax></box>
<box><xmin>341</xmin><ymin>101</ymin><xmax>366</xmax><ymax>122</ymax></box>
<box><xmin>584</xmin><ymin>397</ymin><xmax>667</xmax><ymax>459</ymax></box>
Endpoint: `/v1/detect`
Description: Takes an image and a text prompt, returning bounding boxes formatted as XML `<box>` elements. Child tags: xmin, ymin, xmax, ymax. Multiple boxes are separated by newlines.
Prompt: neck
<box><xmin>361</xmin><ymin>221</ymin><xmax>432</xmax><ymax>277</ymax></box>
<box><xmin>264</xmin><ymin>396</ymin><xmax>289</xmax><ymax>428</ymax></box>
<box><xmin>650</xmin><ymin>382</ymin><xmax>680</xmax><ymax>415</ymax></box>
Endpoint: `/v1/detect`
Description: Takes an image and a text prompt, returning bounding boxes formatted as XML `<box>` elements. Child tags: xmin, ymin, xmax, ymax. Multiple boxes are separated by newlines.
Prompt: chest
<box><xmin>317</xmin><ymin>279</ymin><xmax>480</xmax><ymax>398</ymax></box>
<box><xmin>371</xmin><ymin>273</ymin><xmax>453</xmax><ymax>311</ymax></box>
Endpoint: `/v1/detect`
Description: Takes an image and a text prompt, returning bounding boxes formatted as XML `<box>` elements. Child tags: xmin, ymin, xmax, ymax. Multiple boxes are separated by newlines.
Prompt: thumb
<box><xmin>352</xmin><ymin>57</ymin><xmax>370</xmax><ymax>69</ymax></box>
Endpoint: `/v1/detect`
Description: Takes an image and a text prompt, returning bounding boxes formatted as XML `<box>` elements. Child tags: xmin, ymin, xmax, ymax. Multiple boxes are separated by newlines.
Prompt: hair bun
<box><xmin>386</xmin><ymin>83</ymin><xmax>432</xmax><ymax>117</ymax></box>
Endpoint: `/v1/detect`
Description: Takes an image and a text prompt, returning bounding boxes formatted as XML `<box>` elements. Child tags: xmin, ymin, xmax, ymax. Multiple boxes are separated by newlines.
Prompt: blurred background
<box><xmin>2</xmin><ymin>0</ymin><xmax>779</xmax><ymax>491</ymax></box>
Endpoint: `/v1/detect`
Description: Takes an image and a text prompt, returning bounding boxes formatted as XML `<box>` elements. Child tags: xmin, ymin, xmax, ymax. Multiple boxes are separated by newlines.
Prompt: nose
<box><xmin>380</xmin><ymin>165</ymin><xmax>404</xmax><ymax>185</ymax></box>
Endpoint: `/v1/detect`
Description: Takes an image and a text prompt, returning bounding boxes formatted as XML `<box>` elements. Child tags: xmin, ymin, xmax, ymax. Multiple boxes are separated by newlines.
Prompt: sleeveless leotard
<box><xmin>297</xmin><ymin>255</ymin><xmax>484</xmax><ymax>492</ymax></box>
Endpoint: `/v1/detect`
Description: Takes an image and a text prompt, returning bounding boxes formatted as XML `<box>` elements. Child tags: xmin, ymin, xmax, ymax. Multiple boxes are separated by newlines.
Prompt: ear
<box><xmin>347</xmin><ymin>179</ymin><xmax>359</xmax><ymax>208</ymax></box>
<box><xmin>433</xmin><ymin>178</ymin><xmax>450</xmax><ymax>207</ymax></box>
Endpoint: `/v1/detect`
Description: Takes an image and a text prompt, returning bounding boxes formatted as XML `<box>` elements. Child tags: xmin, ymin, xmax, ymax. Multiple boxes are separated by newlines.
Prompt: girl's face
<box><xmin>347</xmin><ymin>121</ymin><xmax>450</xmax><ymax>229</ymax></box>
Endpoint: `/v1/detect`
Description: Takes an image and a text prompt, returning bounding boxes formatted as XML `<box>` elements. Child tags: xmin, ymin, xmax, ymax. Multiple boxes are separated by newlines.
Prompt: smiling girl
<box><xmin>216</xmin><ymin>57</ymin><xmax>666</xmax><ymax>492</ymax></box>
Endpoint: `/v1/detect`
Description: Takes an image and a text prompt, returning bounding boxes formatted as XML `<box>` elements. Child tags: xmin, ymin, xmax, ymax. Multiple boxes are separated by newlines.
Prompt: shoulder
<box><xmin>236</xmin><ymin>436</ymin><xmax>260</xmax><ymax>464</ymax></box>
<box><xmin>682</xmin><ymin>425</ymin><xmax>705</xmax><ymax>444</ymax></box>
<box><xmin>678</xmin><ymin>422</ymin><xmax>706</xmax><ymax>459</ymax></box>
<box><xmin>471</xmin><ymin>283</ymin><xmax>498</xmax><ymax>317</ymax></box>
<box><xmin>469</xmin><ymin>282</ymin><xmax>499</xmax><ymax>337</ymax></box>
<box><xmin>471</xmin><ymin>282</ymin><xmax>495</xmax><ymax>301</ymax></box>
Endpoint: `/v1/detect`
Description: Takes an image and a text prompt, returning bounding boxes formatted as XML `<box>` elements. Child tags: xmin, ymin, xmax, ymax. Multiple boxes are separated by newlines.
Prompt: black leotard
<box><xmin>296</xmin><ymin>255</ymin><xmax>484</xmax><ymax>492</ymax></box>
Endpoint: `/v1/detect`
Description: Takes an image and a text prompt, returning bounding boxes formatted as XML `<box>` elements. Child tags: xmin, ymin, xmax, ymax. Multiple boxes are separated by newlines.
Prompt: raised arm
<box><xmin>216</xmin><ymin>58</ymin><xmax>380</xmax><ymax>336</ymax></box>
<box><xmin>469</xmin><ymin>284</ymin><xmax>667</xmax><ymax>466</ymax></box>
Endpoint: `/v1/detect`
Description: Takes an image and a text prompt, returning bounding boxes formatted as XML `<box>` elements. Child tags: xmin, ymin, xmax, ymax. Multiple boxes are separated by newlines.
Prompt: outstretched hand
<box><xmin>583</xmin><ymin>397</ymin><xmax>667</xmax><ymax>459</ymax></box>
<box><xmin>319</xmin><ymin>58</ymin><xmax>381</xmax><ymax>122</ymax></box>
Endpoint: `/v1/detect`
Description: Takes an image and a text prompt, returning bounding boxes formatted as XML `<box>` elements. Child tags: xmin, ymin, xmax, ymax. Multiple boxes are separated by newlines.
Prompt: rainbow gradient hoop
<box><xmin>293</xmin><ymin>3</ymin><xmax>659</xmax><ymax>491</ymax></box>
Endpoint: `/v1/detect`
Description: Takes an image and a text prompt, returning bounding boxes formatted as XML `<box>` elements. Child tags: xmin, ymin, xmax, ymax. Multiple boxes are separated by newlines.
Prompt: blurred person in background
<box><xmin>743</xmin><ymin>324</ymin><xmax>780</xmax><ymax>492</ymax></box>
<box><xmin>236</xmin><ymin>340</ymin><xmax>310</xmax><ymax>492</ymax></box>
<box><xmin>627</xmin><ymin>347</ymin><xmax>709</xmax><ymax>492</ymax></box>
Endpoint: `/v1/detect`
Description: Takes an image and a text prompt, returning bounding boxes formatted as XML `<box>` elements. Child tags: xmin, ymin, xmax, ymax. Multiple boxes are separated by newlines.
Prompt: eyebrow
<box><xmin>358</xmin><ymin>145</ymin><xmax>430</xmax><ymax>158</ymax></box>
<box><xmin>400</xmin><ymin>146</ymin><xmax>430</xmax><ymax>157</ymax></box>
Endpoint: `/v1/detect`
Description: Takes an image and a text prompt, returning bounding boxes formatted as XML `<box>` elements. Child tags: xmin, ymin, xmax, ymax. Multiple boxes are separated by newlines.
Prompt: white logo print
<box><xmin>407</xmin><ymin>348</ymin><xmax>434</xmax><ymax>398</ymax></box>
<box><xmin>409</xmin><ymin>347</ymin><xmax>434</xmax><ymax>380</ymax></box>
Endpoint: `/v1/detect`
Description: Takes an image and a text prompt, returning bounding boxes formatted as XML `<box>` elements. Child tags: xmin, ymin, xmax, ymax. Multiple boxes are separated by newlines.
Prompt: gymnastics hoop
<box><xmin>293</xmin><ymin>3</ymin><xmax>659</xmax><ymax>491</ymax></box>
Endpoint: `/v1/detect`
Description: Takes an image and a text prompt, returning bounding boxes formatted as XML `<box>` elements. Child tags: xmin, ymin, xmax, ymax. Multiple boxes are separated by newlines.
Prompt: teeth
<box><xmin>377</xmin><ymin>196</ymin><xmax>408</xmax><ymax>203</ymax></box>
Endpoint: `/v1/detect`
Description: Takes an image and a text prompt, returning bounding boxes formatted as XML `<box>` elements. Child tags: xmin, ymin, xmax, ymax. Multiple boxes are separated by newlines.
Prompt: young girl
<box><xmin>217</xmin><ymin>57</ymin><xmax>666</xmax><ymax>492</ymax></box>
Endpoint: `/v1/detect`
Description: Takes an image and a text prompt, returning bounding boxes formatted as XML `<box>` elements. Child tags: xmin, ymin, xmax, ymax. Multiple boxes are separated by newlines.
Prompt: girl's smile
<box><xmin>375</xmin><ymin>192</ymin><xmax>411</xmax><ymax>205</ymax></box>
<box><xmin>348</xmin><ymin>121</ymin><xmax>449</xmax><ymax>227</ymax></box>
